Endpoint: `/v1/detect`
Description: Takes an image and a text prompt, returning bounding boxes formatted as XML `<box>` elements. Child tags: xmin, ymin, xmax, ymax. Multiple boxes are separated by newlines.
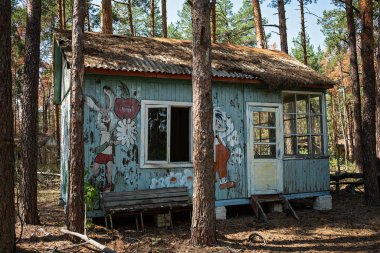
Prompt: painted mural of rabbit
<box><xmin>85</xmin><ymin>86</ymin><xmax>120</xmax><ymax>192</ymax></box>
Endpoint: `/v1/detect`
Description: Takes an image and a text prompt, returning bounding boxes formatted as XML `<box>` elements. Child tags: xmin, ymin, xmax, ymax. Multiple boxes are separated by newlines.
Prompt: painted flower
<box><xmin>164</xmin><ymin>172</ymin><xmax>182</xmax><ymax>187</ymax></box>
<box><xmin>116</xmin><ymin>118</ymin><xmax>137</xmax><ymax>148</ymax></box>
<box><xmin>227</xmin><ymin>130</ymin><xmax>239</xmax><ymax>147</ymax></box>
<box><xmin>150</xmin><ymin>177</ymin><xmax>165</xmax><ymax>189</ymax></box>
<box><xmin>231</xmin><ymin>147</ymin><xmax>243</xmax><ymax>164</ymax></box>
<box><xmin>180</xmin><ymin>169</ymin><xmax>194</xmax><ymax>190</ymax></box>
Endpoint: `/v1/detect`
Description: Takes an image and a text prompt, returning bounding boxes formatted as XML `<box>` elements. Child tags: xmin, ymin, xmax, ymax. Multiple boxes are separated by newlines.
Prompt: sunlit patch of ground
<box><xmin>15</xmin><ymin>186</ymin><xmax>380</xmax><ymax>253</ymax></box>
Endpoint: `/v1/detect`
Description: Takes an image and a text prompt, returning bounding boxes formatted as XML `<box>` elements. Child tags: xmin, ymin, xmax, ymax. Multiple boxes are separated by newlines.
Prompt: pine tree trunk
<box><xmin>67</xmin><ymin>0</ymin><xmax>86</xmax><ymax>236</ymax></box>
<box><xmin>127</xmin><ymin>0</ymin><xmax>134</xmax><ymax>36</ymax></box>
<box><xmin>330</xmin><ymin>92</ymin><xmax>339</xmax><ymax>158</ymax></box>
<box><xmin>376</xmin><ymin>7</ymin><xmax>380</xmax><ymax>161</ymax></box>
<box><xmin>150</xmin><ymin>0</ymin><xmax>155</xmax><ymax>37</ymax></box>
<box><xmin>345</xmin><ymin>0</ymin><xmax>363</xmax><ymax>172</ymax></box>
<box><xmin>43</xmin><ymin>89</ymin><xmax>48</xmax><ymax>134</ymax></box>
<box><xmin>190</xmin><ymin>0</ymin><xmax>216</xmax><ymax>246</ymax></box>
<box><xmin>252</xmin><ymin>0</ymin><xmax>266</xmax><ymax>49</ymax></box>
<box><xmin>211</xmin><ymin>1</ymin><xmax>216</xmax><ymax>43</ymax></box>
<box><xmin>277</xmin><ymin>0</ymin><xmax>288</xmax><ymax>53</ymax></box>
<box><xmin>0</xmin><ymin>0</ymin><xmax>16</xmax><ymax>251</ymax></box>
<box><xmin>58</xmin><ymin>0</ymin><xmax>63</xmax><ymax>29</ymax></box>
<box><xmin>299</xmin><ymin>0</ymin><xmax>307</xmax><ymax>65</ymax></box>
<box><xmin>86</xmin><ymin>0</ymin><xmax>91</xmax><ymax>31</ymax></box>
<box><xmin>101</xmin><ymin>0</ymin><xmax>112</xmax><ymax>34</ymax></box>
<box><xmin>162</xmin><ymin>0</ymin><xmax>167</xmax><ymax>37</ymax></box>
<box><xmin>63</xmin><ymin>0</ymin><xmax>66</xmax><ymax>29</ymax></box>
<box><xmin>342</xmin><ymin>88</ymin><xmax>354</xmax><ymax>161</ymax></box>
<box><xmin>359</xmin><ymin>0</ymin><xmax>380</xmax><ymax>205</ymax></box>
<box><xmin>20</xmin><ymin>0</ymin><xmax>41</xmax><ymax>225</ymax></box>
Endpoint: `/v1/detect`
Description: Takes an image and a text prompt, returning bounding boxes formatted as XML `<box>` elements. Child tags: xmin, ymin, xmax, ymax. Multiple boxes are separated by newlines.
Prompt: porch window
<box><xmin>141</xmin><ymin>100</ymin><xmax>192</xmax><ymax>168</ymax></box>
<box><xmin>283</xmin><ymin>92</ymin><xmax>326</xmax><ymax>156</ymax></box>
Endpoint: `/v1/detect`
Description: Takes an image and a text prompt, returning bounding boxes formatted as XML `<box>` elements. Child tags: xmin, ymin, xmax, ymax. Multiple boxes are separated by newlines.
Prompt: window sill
<box><xmin>283</xmin><ymin>155</ymin><xmax>329</xmax><ymax>160</ymax></box>
<box><xmin>140</xmin><ymin>162</ymin><xmax>193</xmax><ymax>169</ymax></box>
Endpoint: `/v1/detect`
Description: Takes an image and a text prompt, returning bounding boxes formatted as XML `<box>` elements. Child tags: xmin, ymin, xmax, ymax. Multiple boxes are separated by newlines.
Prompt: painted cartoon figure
<box><xmin>86</xmin><ymin>83</ymin><xmax>140</xmax><ymax>192</ymax></box>
<box><xmin>86</xmin><ymin>86</ymin><xmax>120</xmax><ymax>192</ymax></box>
<box><xmin>213</xmin><ymin>108</ymin><xmax>236</xmax><ymax>189</ymax></box>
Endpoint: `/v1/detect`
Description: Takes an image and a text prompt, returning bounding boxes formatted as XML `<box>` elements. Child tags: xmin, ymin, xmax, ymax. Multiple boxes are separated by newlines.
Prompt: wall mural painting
<box><xmin>213</xmin><ymin>107</ymin><xmax>243</xmax><ymax>190</ymax></box>
<box><xmin>86</xmin><ymin>81</ymin><xmax>140</xmax><ymax>192</ymax></box>
<box><xmin>149</xmin><ymin>169</ymin><xmax>194</xmax><ymax>190</ymax></box>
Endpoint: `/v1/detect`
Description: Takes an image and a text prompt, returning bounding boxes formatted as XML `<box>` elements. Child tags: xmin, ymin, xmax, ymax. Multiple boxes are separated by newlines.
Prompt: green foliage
<box><xmin>113</xmin><ymin>0</ymin><xmax>162</xmax><ymax>36</ymax></box>
<box><xmin>319</xmin><ymin>8</ymin><xmax>348</xmax><ymax>55</ymax></box>
<box><xmin>85</xmin><ymin>181</ymin><xmax>99</xmax><ymax>211</ymax></box>
<box><xmin>168</xmin><ymin>0</ymin><xmax>271</xmax><ymax>46</ymax></box>
<box><xmin>291</xmin><ymin>33</ymin><xmax>325</xmax><ymax>73</ymax></box>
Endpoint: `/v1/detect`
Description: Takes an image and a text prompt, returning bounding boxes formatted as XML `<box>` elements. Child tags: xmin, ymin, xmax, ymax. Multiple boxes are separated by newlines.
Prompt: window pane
<box><xmin>297</xmin><ymin>136</ymin><xmax>309</xmax><ymax>155</ymax></box>
<box><xmin>296</xmin><ymin>94</ymin><xmax>309</xmax><ymax>114</ymax></box>
<box><xmin>283</xmin><ymin>93</ymin><xmax>295</xmax><ymax>113</ymax></box>
<box><xmin>297</xmin><ymin>114</ymin><xmax>309</xmax><ymax>134</ymax></box>
<box><xmin>148</xmin><ymin>107</ymin><xmax>167</xmax><ymax>161</ymax></box>
<box><xmin>253</xmin><ymin>111</ymin><xmax>275</xmax><ymax>127</ymax></box>
<box><xmin>311</xmin><ymin>135</ymin><xmax>323</xmax><ymax>154</ymax></box>
<box><xmin>254</xmin><ymin>128</ymin><xmax>276</xmax><ymax>143</ymax></box>
<box><xmin>284</xmin><ymin>114</ymin><xmax>296</xmax><ymax>135</ymax></box>
<box><xmin>310</xmin><ymin>94</ymin><xmax>322</xmax><ymax>114</ymax></box>
<box><xmin>254</xmin><ymin>144</ymin><xmax>276</xmax><ymax>158</ymax></box>
<box><xmin>284</xmin><ymin>136</ymin><xmax>297</xmax><ymax>155</ymax></box>
<box><xmin>311</xmin><ymin>115</ymin><xmax>322</xmax><ymax>134</ymax></box>
<box><xmin>170</xmin><ymin>107</ymin><xmax>190</xmax><ymax>162</ymax></box>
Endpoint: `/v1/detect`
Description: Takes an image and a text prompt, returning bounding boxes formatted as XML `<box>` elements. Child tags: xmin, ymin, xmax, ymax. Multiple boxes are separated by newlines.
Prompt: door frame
<box><xmin>246</xmin><ymin>102</ymin><xmax>284</xmax><ymax>195</ymax></box>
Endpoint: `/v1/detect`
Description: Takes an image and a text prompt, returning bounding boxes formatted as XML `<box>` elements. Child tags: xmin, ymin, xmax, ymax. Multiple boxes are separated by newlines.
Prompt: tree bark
<box><xmin>150</xmin><ymin>0</ymin><xmax>155</xmax><ymax>37</ymax></box>
<box><xmin>58</xmin><ymin>0</ymin><xmax>63</xmax><ymax>29</ymax></box>
<box><xmin>190</xmin><ymin>0</ymin><xmax>216</xmax><ymax>246</ymax></box>
<box><xmin>299</xmin><ymin>0</ymin><xmax>307</xmax><ymax>65</ymax></box>
<box><xmin>20</xmin><ymin>0</ymin><xmax>41</xmax><ymax>225</ymax></box>
<box><xmin>68</xmin><ymin>0</ymin><xmax>86</xmax><ymax>236</ymax></box>
<box><xmin>345</xmin><ymin>0</ymin><xmax>363</xmax><ymax>172</ymax></box>
<box><xmin>252</xmin><ymin>0</ymin><xmax>266</xmax><ymax>49</ymax></box>
<box><xmin>0</xmin><ymin>0</ymin><xmax>16</xmax><ymax>251</ymax></box>
<box><xmin>162</xmin><ymin>0</ymin><xmax>167</xmax><ymax>37</ymax></box>
<box><xmin>376</xmin><ymin>6</ymin><xmax>380</xmax><ymax>161</ymax></box>
<box><xmin>211</xmin><ymin>1</ymin><xmax>216</xmax><ymax>43</ymax></box>
<box><xmin>277</xmin><ymin>0</ymin><xmax>288</xmax><ymax>53</ymax></box>
<box><xmin>63</xmin><ymin>0</ymin><xmax>66</xmax><ymax>29</ymax></box>
<box><xmin>101</xmin><ymin>0</ymin><xmax>112</xmax><ymax>34</ymax></box>
<box><xmin>127</xmin><ymin>0</ymin><xmax>134</xmax><ymax>36</ymax></box>
<box><xmin>86</xmin><ymin>0</ymin><xmax>91</xmax><ymax>31</ymax></box>
<box><xmin>359</xmin><ymin>0</ymin><xmax>380</xmax><ymax>205</ymax></box>
<box><xmin>341</xmin><ymin>87</ymin><xmax>354</xmax><ymax>161</ymax></box>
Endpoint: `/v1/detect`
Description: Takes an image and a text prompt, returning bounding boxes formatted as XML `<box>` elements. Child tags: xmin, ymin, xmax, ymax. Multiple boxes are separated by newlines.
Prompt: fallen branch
<box><xmin>61</xmin><ymin>229</ymin><xmax>116</xmax><ymax>253</ymax></box>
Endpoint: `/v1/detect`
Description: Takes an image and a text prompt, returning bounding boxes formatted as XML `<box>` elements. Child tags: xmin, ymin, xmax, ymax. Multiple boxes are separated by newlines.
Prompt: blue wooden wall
<box><xmin>59</xmin><ymin>72</ymin><xmax>330</xmax><ymax>206</ymax></box>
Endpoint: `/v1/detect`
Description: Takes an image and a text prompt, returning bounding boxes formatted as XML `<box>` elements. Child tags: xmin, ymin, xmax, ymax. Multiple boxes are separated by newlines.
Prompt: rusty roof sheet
<box><xmin>55</xmin><ymin>30</ymin><xmax>334</xmax><ymax>89</ymax></box>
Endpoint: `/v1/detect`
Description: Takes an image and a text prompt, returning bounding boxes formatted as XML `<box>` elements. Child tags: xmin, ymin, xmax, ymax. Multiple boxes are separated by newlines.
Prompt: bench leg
<box><xmin>140</xmin><ymin>212</ymin><xmax>144</xmax><ymax>232</ymax></box>
<box><xmin>105</xmin><ymin>215</ymin><xmax>109</xmax><ymax>229</ymax></box>
<box><xmin>169</xmin><ymin>210</ymin><xmax>173</xmax><ymax>229</ymax></box>
<box><xmin>109</xmin><ymin>214</ymin><xmax>114</xmax><ymax>230</ymax></box>
<box><xmin>135</xmin><ymin>215</ymin><xmax>139</xmax><ymax>232</ymax></box>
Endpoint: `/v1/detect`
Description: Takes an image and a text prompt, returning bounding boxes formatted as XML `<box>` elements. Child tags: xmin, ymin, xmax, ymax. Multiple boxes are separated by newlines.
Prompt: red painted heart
<box><xmin>114</xmin><ymin>98</ymin><xmax>140</xmax><ymax>119</ymax></box>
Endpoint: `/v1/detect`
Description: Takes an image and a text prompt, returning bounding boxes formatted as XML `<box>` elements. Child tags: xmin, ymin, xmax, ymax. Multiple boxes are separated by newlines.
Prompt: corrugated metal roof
<box><xmin>55</xmin><ymin>30</ymin><xmax>334</xmax><ymax>89</ymax></box>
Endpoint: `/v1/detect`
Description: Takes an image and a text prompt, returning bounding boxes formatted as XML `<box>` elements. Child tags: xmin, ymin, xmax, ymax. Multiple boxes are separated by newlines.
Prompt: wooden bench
<box><xmin>101</xmin><ymin>187</ymin><xmax>192</xmax><ymax>231</ymax></box>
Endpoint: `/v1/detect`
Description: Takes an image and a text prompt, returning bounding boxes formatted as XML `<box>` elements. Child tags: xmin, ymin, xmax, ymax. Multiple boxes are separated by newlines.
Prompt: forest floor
<box><xmin>15</xmin><ymin>186</ymin><xmax>380</xmax><ymax>253</ymax></box>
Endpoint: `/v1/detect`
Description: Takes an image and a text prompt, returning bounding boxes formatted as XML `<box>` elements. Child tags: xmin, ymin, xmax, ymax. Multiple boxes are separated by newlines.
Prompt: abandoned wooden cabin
<box><xmin>54</xmin><ymin>30</ymin><xmax>334</xmax><ymax>219</ymax></box>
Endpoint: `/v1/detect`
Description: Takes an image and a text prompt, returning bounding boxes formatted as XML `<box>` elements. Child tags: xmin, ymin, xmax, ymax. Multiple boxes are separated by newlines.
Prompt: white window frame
<box><xmin>282</xmin><ymin>91</ymin><xmax>328</xmax><ymax>158</ymax></box>
<box><xmin>140</xmin><ymin>100</ymin><xmax>193</xmax><ymax>168</ymax></box>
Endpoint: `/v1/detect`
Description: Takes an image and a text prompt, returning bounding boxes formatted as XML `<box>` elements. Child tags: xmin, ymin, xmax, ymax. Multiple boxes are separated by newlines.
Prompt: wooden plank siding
<box><xmin>283</xmin><ymin>159</ymin><xmax>330</xmax><ymax>194</ymax></box>
<box><xmin>60</xmin><ymin>72</ymin><xmax>330</xmax><ymax>207</ymax></box>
